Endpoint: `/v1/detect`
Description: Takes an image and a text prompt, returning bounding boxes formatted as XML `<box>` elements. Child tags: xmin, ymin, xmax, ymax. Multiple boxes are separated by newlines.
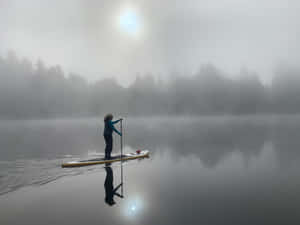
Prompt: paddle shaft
<box><xmin>120</xmin><ymin>119</ymin><xmax>123</xmax><ymax>197</ymax></box>
<box><xmin>120</xmin><ymin>119</ymin><xmax>123</xmax><ymax>159</ymax></box>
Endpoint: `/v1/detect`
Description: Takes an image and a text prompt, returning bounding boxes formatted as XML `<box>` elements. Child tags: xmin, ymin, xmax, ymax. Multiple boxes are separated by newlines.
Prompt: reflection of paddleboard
<box><xmin>61</xmin><ymin>150</ymin><xmax>149</xmax><ymax>168</ymax></box>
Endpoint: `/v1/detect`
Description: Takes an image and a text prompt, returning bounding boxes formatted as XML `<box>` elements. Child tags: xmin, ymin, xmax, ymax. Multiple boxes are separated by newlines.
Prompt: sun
<box><xmin>119</xmin><ymin>8</ymin><xmax>140</xmax><ymax>36</ymax></box>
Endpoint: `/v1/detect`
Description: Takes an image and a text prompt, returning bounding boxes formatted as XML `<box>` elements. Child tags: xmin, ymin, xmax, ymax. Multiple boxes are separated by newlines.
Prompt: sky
<box><xmin>0</xmin><ymin>0</ymin><xmax>300</xmax><ymax>84</ymax></box>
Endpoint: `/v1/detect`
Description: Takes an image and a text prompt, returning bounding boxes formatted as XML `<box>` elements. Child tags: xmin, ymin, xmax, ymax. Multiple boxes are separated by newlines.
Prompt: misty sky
<box><xmin>1</xmin><ymin>0</ymin><xmax>300</xmax><ymax>84</ymax></box>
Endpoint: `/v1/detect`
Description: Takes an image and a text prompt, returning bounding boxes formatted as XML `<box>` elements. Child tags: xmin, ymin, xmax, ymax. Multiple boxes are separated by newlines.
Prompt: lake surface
<box><xmin>0</xmin><ymin>116</ymin><xmax>300</xmax><ymax>225</ymax></box>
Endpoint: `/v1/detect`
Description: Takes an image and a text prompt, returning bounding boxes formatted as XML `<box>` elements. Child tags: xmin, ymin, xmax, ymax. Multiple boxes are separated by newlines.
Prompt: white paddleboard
<box><xmin>61</xmin><ymin>150</ymin><xmax>149</xmax><ymax>168</ymax></box>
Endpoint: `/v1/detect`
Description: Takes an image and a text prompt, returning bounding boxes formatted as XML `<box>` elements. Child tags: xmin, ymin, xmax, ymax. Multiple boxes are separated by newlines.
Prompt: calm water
<box><xmin>0</xmin><ymin>116</ymin><xmax>300</xmax><ymax>225</ymax></box>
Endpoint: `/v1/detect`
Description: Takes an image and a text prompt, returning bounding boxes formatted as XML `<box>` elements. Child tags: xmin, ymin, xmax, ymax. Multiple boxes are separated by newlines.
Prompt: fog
<box><xmin>0</xmin><ymin>52</ymin><xmax>300</xmax><ymax>118</ymax></box>
<box><xmin>1</xmin><ymin>0</ymin><xmax>300</xmax><ymax>83</ymax></box>
<box><xmin>1</xmin><ymin>1</ymin><xmax>300</xmax><ymax>118</ymax></box>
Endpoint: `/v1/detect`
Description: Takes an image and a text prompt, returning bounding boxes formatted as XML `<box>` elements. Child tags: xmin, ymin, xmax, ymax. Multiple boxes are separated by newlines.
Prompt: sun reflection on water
<box><xmin>123</xmin><ymin>196</ymin><xmax>144</xmax><ymax>219</ymax></box>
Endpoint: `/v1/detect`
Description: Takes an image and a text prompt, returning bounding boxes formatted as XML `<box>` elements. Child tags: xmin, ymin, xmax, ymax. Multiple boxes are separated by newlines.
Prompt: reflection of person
<box><xmin>103</xmin><ymin>114</ymin><xmax>122</xmax><ymax>160</ymax></box>
<box><xmin>104</xmin><ymin>165</ymin><xmax>122</xmax><ymax>206</ymax></box>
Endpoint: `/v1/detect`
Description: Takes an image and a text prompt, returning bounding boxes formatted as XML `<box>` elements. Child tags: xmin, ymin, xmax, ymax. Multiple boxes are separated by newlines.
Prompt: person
<box><xmin>103</xmin><ymin>114</ymin><xmax>122</xmax><ymax>160</ymax></box>
<box><xmin>104</xmin><ymin>165</ymin><xmax>123</xmax><ymax>206</ymax></box>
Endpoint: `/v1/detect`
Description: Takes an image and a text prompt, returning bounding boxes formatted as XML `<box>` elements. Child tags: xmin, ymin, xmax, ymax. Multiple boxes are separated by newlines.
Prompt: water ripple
<box><xmin>0</xmin><ymin>157</ymin><xmax>106</xmax><ymax>196</ymax></box>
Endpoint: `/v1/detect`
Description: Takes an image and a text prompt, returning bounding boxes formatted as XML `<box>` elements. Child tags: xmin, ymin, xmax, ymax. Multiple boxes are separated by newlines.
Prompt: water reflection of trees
<box><xmin>126</xmin><ymin>117</ymin><xmax>300</xmax><ymax>167</ymax></box>
<box><xmin>2</xmin><ymin>117</ymin><xmax>300</xmax><ymax>167</ymax></box>
<box><xmin>271</xmin><ymin>118</ymin><xmax>300</xmax><ymax>166</ymax></box>
<box><xmin>0</xmin><ymin>120</ymin><xmax>101</xmax><ymax>160</ymax></box>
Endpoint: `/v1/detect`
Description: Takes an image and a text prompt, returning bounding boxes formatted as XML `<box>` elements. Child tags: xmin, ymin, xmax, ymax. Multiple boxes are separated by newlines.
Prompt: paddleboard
<box><xmin>61</xmin><ymin>150</ymin><xmax>149</xmax><ymax>168</ymax></box>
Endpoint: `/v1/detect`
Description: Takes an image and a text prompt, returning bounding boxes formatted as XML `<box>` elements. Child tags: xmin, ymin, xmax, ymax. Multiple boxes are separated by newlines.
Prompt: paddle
<box><xmin>120</xmin><ymin>118</ymin><xmax>124</xmax><ymax>197</ymax></box>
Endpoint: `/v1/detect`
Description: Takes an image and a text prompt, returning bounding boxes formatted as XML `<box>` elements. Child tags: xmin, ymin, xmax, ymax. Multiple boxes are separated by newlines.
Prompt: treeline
<box><xmin>0</xmin><ymin>51</ymin><xmax>300</xmax><ymax>118</ymax></box>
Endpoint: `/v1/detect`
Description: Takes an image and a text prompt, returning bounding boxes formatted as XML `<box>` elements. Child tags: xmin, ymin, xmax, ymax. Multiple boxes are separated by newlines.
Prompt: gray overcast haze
<box><xmin>1</xmin><ymin>0</ymin><xmax>300</xmax><ymax>84</ymax></box>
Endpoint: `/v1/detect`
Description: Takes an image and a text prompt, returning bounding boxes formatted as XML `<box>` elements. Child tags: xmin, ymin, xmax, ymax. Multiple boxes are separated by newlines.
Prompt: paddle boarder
<box><xmin>103</xmin><ymin>114</ymin><xmax>122</xmax><ymax>160</ymax></box>
<box><xmin>104</xmin><ymin>165</ymin><xmax>123</xmax><ymax>206</ymax></box>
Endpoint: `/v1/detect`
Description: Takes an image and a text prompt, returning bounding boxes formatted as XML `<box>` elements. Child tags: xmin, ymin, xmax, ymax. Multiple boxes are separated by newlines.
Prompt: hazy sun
<box><xmin>119</xmin><ymin>8</ymin><xmax>140</xmax><ymax>37</ymax></box>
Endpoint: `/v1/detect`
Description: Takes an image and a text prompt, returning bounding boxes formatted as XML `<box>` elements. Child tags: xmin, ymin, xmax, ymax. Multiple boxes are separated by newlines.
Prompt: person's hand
<box><xmin>119</xmin><ymin>132</ymin><xmax>122</xmax><ymax>136</ymax></box>
<box><xmin>119</xmin><ymin>118</ymin><xmax>123</xmax><ymax>121</ymax></box>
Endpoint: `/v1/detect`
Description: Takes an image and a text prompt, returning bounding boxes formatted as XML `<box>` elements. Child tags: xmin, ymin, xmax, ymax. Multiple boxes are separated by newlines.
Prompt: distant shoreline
<box><xmin>1</xmin><ymin>113</ymin><xmax>300</xmax><ymax>121</ymax></box>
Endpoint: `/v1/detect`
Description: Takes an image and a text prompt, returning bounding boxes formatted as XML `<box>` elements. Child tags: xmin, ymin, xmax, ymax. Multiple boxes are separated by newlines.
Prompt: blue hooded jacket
<box><xmin>103</xmin><ymin>119</ymin><xmax>122</xmax><ymax>136</ymax></box>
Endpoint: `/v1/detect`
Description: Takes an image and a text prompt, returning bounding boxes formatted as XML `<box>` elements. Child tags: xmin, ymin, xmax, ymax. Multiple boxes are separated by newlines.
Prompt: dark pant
<box><xmin>104</xmin><ymin>166</ymin><xmax>115</xmax><ymax>205</ymax></box>
<box><xmin>104</xmin><ymin>134</ymin><xmax>113</xmax><ymax>159</ymax></box>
